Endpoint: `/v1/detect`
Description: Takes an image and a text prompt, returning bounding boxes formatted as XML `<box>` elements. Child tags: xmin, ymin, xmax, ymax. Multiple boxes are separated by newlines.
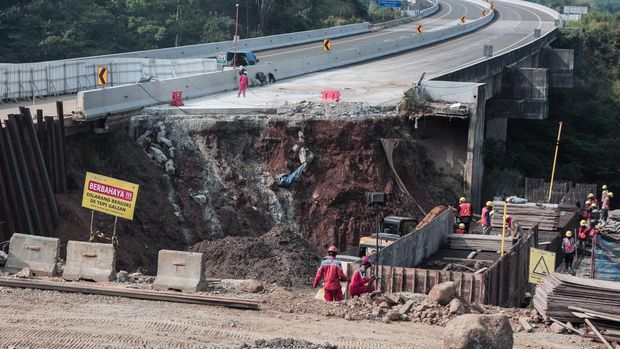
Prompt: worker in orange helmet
<box><xmin>349</xmin><ymin>256</ymin><xmax>376</xmax><ymax>298</ymax></box>
<box><xmin>313</xmin><ymin>245</ymin><xmax>348</xmax><ymax>302</ymax></box>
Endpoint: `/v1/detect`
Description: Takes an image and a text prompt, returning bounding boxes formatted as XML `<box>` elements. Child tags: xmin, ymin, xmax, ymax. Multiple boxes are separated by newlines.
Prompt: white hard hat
<box><xmin>239</xmin><ymin>65</ymin><xmax>244</xmax><ymax>68</ymax></box>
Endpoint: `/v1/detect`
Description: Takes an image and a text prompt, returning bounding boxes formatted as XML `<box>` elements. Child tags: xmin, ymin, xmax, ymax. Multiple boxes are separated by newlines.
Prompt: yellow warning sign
<box><xmin>416</xmin><ymin>24</ymin><xmax>424</xmax><ymax>33</ymax></box>
<box><xmin>323</xmin><ymin>39</ymin><xmax>331</xmax><ymax>52</ymax></box>
<box><xmin>81</xmin><ymin>172</ymin><xmax>140</xmax><ymax>220</ymax></box>
<box><xmin>97</xmin><ymin>66</ymin><xmax>108</xmax><ymax>86</ymax></box>
<box><xmin>529</xmin><ymin>248</ymin><xmax>556</xmax><ymax>284</ymax></box>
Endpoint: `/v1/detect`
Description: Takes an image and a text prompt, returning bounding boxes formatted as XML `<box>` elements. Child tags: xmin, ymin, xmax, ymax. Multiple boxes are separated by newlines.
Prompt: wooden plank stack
<box><xmin>491</xmin><ymin>201</ymin><xmax>559</xmax><ymax>231</ymax></box>
<box><xmin>533</xmin><ymin>273</ymin><xmax>620</xmax><ymax>324</ymax></box>
<box><xmin>446</xmin><ymin>234</ymin><xmax>513</xmax><ymax>252</ymax></box>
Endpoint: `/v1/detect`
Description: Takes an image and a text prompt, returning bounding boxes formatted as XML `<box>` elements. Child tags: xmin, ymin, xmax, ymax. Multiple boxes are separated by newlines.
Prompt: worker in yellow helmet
<box><xmin>561</xmin><ymin>231</ymin><xmax>576</xmax><ymax>275</ymax></box>
<box><xmin>457</xmin><ymin>197</ymin><xmax>472</xmax><ymax>233</ymax></box>
<box><xmin>601</xmin><ymin>185</ymin><xmax>609</xmax><ymax>204</ymax></box>
<box><xmin>602</xmin><ymin>192</ymin><xmax>613</xmax><ymax>223</ymax></box>
<box><xmin>576</xmin><ymin>220</ymin><xmax>590</xmax><ymax>257</ymax></box>
<box><xmin>481</xmin><ymin>201</ymin><xmax>493</xmax><ymax>235</ymax></box>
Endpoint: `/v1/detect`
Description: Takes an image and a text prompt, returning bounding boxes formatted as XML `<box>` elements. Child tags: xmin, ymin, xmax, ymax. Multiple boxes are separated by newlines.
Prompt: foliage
<box><xmin>505</xmin><ymin>10</ymin><xmax>620</xmax><ymax>189</ymax></box>
<box><xmin>0</xmin><ymin>0</ymin><xmax>370</xmax><ymax>62</ymax></box>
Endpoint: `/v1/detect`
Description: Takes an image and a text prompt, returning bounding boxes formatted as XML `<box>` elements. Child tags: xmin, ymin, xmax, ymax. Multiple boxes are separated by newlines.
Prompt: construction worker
<box><xmin>590</xmin><ymin>202</ymin><xmax>600</xmax><ymax>228</ymax></box>
<box><xmin>455</xmin><ymin>223</ymin><xmax>466</xmax><ymax>234</ymax></box>
<box><xmin>601</xmin><ymin>192</ymin><xmax>613</xmax><ymax>223</ymax></box>
<box><xmin>313</xmin><ymin>245</ymin><xmax>348</xmax><ymax>302</ymax></box>
<box><xmin>237</xmin><ymin>71</ymin><xmax>248</xmax><ymax>98</ymax></box>
<box><xmin>585</xmin><ymin>193</ymin><xmax>598</xmax><ymax>211</ymax></box>
<box><xmin>349</xmin><ymin>256</ymin><xmax>376</xmax><ymax>298</ymax></box>
<box><xmin>577</xmin><ymin>220</ymin><xmax>590</xmax><ymax>256</ymax></box>
<box><xmin>601</xmin><ymin>185</ymin><xmax>609</xmax><ymax>203</ymax></box>
<box><xmin>481</xmin><ymin>201</ymin><xmax>493</xmax><ymax>235</ymax></box>
<box><xmin>561</xmin><ymin>231</ymin><xmax>576</xmax><ymax>275</ymax></box>
<box><xmin>458</xmin><ymin>197</ymin><xmax>472</xmax><ymax>233</ymax></box>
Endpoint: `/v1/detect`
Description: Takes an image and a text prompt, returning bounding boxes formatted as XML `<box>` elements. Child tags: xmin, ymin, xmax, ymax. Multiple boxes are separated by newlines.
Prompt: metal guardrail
<box><xmin>0</xmin><ymin>58</ymin><xmax>217</xmax><ymax>103</ymax></box>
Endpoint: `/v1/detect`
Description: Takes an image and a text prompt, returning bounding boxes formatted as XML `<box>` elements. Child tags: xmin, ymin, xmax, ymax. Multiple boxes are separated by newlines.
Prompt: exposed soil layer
<box><xmin>55</xmin><ymin>111</ymin><xmax>461</xmax><ymax>282</ymax></box>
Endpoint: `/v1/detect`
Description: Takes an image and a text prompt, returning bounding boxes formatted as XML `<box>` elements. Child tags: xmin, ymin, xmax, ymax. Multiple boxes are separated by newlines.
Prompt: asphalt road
<box><xmin>183</xmin><ymin>0</ymin><xmax>557</xmax><ymax>108</ymax></box>
<box><xmin>256</xmin><ymin>0</ymin><xmax>488</xmax><ymax>63</ymax></box>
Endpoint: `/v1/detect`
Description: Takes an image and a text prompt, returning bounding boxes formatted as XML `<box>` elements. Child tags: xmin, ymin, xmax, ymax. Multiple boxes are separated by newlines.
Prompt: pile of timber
<box><xmin>533</xmin><ymin>273</ymin><xmax>620</xmax><ymax>324</ymax></box>
<box><xmin>609</xmin><ymin>210</ymin><xmax>620</xmax><ymax>221</ymax></box>
<box><xmin>491</xmin><ymin>201</ymin><xmax>559</xmax><ymax>231</ymax></box>
<box><xmin>445</xmin><ymin>234</ymin><xmax>512</xmax><ymax>252</ymax></box>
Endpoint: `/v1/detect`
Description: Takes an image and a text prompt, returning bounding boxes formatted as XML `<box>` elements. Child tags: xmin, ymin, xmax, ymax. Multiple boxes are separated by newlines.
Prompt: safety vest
<box><xmin>562</xmin><ymin>238</ymin><xmax>575</xmax><ymax>253</ymax></box>
<box><xmin>578</xmin><ymin>226</ymin><xmax>590</xmax><ymax>240</ymax></box>
<box><xmin>481</xmin><ymin>207</ymin><xmax>490</xmax><ymax>226</ymax></box>
<box><xmin>459</xmin><ymin>203</ymin><xmax>472</xmax><ymax>217</ymax></box>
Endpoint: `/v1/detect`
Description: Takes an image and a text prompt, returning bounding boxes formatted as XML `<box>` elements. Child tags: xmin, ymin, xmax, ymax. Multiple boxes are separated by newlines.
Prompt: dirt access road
<box><xmin>0</xmin><ymin>287</ymin><xmax>602</xmax><ymax>349</ymax></box>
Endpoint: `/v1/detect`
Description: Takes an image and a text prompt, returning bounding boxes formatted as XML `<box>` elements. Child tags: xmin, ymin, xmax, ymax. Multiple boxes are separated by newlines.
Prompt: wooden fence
<box><xmin>482</xmin><ymin>224</ymin><xmax>539</xmax><ymax>307</ymax></box>
<box><xmin>379</xmin><ymin>265</ymin><xmax>485</xmax><ymax>303</ymax></box>
<box><xmin>375</xmin><ymin>225</ymin><xmax>539</xmax><ymax>307</ymax></box>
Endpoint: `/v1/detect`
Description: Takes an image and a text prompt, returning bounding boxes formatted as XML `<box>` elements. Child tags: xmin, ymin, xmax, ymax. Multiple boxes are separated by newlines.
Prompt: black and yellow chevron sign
<box><xmin>97</xmin><ymin>66</ymin><xmax>108</xmax><ymax>86</ymax></box>
<box><xmin>416</xmin><ymin>24</ymin><xmax>424</xmax><ymax>33</ymax></box>
<box><xmin>323</xmin><ymin>39</ymin><xmax>331</xmax><ymax>52</ymax></box>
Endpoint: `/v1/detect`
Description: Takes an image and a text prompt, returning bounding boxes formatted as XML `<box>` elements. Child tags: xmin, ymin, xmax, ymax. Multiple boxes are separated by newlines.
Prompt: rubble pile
<box><xmin>190</xmin><ymin>227</ymin><xmax>321</xmax><ymax>287</ymax></box>
<box><xmin>116</xmin><ymin>271</ymin><xmax>155</xmax><ymax>284</ymax></box>
<box><xmin>239</xmin><ymin>338</ymin><xmax>337</xmax><ymax>349</ymax></box>
<box><xmin>136</xmin><ymin>121</ymin><xmax>177</xmax><ymax>175</ymax></box>
<box><xmin>277</xmin><ymin>101</ymin><xmax>399</xmax><ymax>120</ymax></box>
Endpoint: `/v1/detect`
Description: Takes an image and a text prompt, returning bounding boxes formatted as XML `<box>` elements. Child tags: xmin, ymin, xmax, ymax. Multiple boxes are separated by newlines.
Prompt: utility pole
<box><xmin>174</xmin><ymin>0</ymin><xmax>180</xmax><ymax>47</ymax></box>
<box><xmin>233</xmin><ymin>3</ymin><xmax>240</xmax><ymax>66</ymax></box>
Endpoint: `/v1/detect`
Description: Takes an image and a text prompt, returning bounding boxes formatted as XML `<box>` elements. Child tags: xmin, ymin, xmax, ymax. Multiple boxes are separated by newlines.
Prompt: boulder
<box><xmin>400</xmin><ymin>299</ymin><xmax>415</xmax><ymax>315</ymax></box>
<box><xmin>165</xmin><ymin>159</ymin><xmax>175</xmax><ymax>174</ymax></box>
<box><xmin>240</xmin><ymin>279</ymin><xmax>264</xmax><ymax>293</ymax></box>
<box><xmin>387</xmin><ymin>309</ymin><xmax>401</xmax><ymax>321</ymax></box>
<box><xmin>116</xmin><ymin>270</ymin><xmax>129</xmax><ymax>283</ymax></box>
<box><xmin>448</xmin><ymin>298</ymin><xmax>465</xmax><ymax>315</ymax></box>
<box><xmin>150</xmin><ymin>147</ymin><xmax>168</xmax><ymax>163</ymax></box>
<box><xmin>443</xmin><ymin>313</ymin><xmax>513</xmax><ymax>349</ymax></box>
<box><xmin>428</xmin><ymin>281</ymin><xmax>457</xmax><ymax>305</ymax></box>
<box><xmin>15</xmin><ymin>267</ymin><xmax>33</xmax><ymax>278</ymax></box>
<box><xmin>549</xmin><ymin>323</ymin><xmax>564</xmax><ymax>334</ymax></box>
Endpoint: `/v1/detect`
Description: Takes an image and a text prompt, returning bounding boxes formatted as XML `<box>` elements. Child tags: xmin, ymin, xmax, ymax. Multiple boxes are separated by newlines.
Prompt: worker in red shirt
<box><xmin>455</xmin><ymin>223</ymin><xmax>466</xmax><ymax>234</ymax></box>
<box><xmin>577</xmin><ymin>219</ymin><xmax>590</xmax><ymax>256</ymax></box>
<box><xmin>561</xmin><ymin>231</ymin><xmax>576</xmax><ymax>275</ymax></box>
<box><xmin>481</xmin><ymin>201</ymin><xmax>494</xmax><ymax>235</ymax></box>
<box><xmin>458</xmin><ymin>197</ymin><xmax>472</xmax><ymax>233</ymax></box>
<box><xmin>313</xmin><ymin>245</ymin><xmax>348</xmax><ymax>302</ymax></box>
<box><xmin>237</xmin><ymin>72</ymin><xmax>249</xmax><ymax>98</ymax></box>
<box><xmin>349</xmin><ymin>256</ymin><xmax>376</xmax><ymax>298</ymax></box>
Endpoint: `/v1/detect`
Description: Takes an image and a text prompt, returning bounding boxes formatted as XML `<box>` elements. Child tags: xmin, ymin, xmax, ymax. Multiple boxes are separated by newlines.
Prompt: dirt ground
<box><xmin>0</xmin><ymin>285</ymin><xmax>603</xmax><ymax>349</ymax></box>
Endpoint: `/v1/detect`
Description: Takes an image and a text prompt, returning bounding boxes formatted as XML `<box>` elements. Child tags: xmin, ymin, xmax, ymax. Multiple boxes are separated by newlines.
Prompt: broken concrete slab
<box><xmin>63</xmin><ymin>241</ymin><xmax>116</xmax><ymax>282</ymax></box>
<box><xmin>5</xmin><ymin>233</ymin><xmax>60</xmax><ymax>276</ymax></box>
<box><xmin>154</xmin><ymin>250</ymin><xmax>207</xmax><ymax>293</ymax></box>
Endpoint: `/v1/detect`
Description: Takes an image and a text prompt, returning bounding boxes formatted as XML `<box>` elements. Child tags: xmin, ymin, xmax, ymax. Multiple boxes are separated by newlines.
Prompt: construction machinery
<box><xmin>357</xmin><ymin>216</ymin><xmax>418</xmax><ymax>257</ymax></box>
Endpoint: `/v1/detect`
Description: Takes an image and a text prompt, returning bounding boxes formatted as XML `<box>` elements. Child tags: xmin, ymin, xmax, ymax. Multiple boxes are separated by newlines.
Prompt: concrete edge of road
<box><xmin>429</xmin><ymin>0</ymin><xmax>561</xmax><ymax>83</ymax></box>
<box><xmin>76</xmin><ymin>1</ymin><xmax>496</xmax><ymax>120</ymax></box>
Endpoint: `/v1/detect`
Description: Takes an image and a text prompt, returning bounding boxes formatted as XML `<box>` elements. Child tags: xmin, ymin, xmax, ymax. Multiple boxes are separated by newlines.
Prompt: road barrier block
<box><xmin>154</xmin><ymin>250</ymin><xmax>207</xmax><ymax>293</ymax></box>
<box><xmin>63</xmin><ymin>241</ymin><xmax>116</xmax><ymax>282</ymax></box>
<box><xmin>5</xmin><ymin>233</ymin><xmax>59</xmax><ymax>276</ymax></box>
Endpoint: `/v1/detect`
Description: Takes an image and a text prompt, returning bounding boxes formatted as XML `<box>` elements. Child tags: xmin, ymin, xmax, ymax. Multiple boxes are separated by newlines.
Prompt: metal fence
<box><xmin>0</xmin><ymin>58</ymin><xmax>217</xmax><ymax>103</ymax></box>
<box><xmin>524</xmin><ymin>177</ymin><xmax>597</xmax><ymax>205</ymax></box>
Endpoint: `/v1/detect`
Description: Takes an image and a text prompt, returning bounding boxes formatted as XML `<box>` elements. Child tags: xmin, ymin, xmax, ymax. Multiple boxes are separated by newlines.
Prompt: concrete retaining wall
<box><xmin>76</xmin><ymin>3</ymin><xmax>494</xmax><ymax>120</ymax></box>
<box><xmin>63</xmin><ymin>241</ymin><xmax>116</xmax><ymax>282</ymax></box>
<box><xmin>4</xmin><ymin>233</ymin><xmax>59</xmax><ymax>276</ymax></box>
<box><xmin>379</xmin><ymin>209</ymin><xmax>453</xmax><ymax>268</ymax></box>
<box><xmin>86</xmin><ymin>23</ymin><xmax>373</xmax><ymax>61</ymax></box>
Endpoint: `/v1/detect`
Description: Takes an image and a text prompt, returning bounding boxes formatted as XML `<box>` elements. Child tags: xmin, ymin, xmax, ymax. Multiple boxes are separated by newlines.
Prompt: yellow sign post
<box><xmin>548</xmin><ymin>121</ymin><xmax>563</xmax><ymax>202</ymax></box>
<box><xmin>81</xmin><ymin>172</ymin><xmax>139</xmax><ymax>220</ymax></box>
<box><xmin>529</xmin><ymin>248</ymin><xmax>556</xmax><ymax>284</ymax></box>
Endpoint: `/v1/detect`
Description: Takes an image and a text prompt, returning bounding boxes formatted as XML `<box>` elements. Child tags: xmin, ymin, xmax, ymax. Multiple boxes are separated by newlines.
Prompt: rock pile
<box><xmin>239</xmin><ymin>338</ymin><xmax>337</xmax><ymax>349</ymax></box>
<box><xmin>136</xmin><ymin>121</ymin><xmax>176</xmax><ymax>175</ymax></box>
<box><xmin>116</xmin><ymin>271</ymin><xmax>155</xmax><ymax>284</ymax></box>
<box><xmin>277</xmin><ymin>101</ymin><xmax>399</xmax><ymax>120</ymax></box>
<box><xmin>340</xmin><ymin>282</ymin><xmax>484</xmax><ymax>326</ymax></box>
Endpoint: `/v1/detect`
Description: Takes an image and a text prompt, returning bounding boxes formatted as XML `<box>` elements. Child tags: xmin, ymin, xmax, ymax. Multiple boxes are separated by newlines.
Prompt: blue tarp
<box><xmin>594</xmin><ymin>235</ymin><xmax>620</xmax><ymax>281</ymax></box>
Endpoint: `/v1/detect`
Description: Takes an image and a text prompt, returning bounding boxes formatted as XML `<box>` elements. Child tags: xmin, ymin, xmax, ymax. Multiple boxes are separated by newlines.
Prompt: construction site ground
<box><xmin>0</xmin><ymin>281</ymin><xmax>604</xmax><ymax>349</ymax></box>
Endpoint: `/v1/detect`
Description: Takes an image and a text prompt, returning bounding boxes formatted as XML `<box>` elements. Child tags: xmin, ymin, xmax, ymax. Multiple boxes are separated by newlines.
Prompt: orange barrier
<box><xmin>321</xmin><ymin>90</ymin><xmax>340</xmax><ymax>102</ymax></box>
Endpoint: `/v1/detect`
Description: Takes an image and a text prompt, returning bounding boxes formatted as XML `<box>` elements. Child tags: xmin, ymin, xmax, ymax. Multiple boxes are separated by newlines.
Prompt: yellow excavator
<box><xmin>356</xmin><ymin>215</ymin><xmax>418</xmax><ymax>257</ymax></box>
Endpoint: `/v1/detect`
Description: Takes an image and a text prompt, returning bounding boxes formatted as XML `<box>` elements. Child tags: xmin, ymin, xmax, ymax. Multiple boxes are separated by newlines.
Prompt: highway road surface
<box><xmin>180</xmin><ymin>0</ymin><xmax>556</xmax><ymax>109</ymax></box>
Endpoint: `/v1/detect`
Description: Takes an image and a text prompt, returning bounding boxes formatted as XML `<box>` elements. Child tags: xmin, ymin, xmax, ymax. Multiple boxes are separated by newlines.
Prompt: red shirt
<box><xmin>349</xmin><ymin>268</ymin><xmax>372</xmax><ymax>296</ymax></box>
<box><xmin>313</xmin><ymin>257</ymin><xmax>347</xmax><ymax>290</ymax></box>
<box><xmin>239</xmin><ymin>75</ymin><xmax>249</xmax><ymax>87</ymax></box>
<box><xmin>455</xmin><ymin>228</ymin><xmax>466</xmax><ymax>234</ymax></box>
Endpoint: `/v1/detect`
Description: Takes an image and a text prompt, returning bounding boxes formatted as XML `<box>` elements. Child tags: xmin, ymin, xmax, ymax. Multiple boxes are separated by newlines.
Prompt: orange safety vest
<box><xmin>481</xmin><ymin>207</ymin><xmax>490</xmax><ymax>226</ymax></box>
<box><xmin>562</xmin><ymin>238</ymin><xmax>575</xmax><ymax>253</ymax></box>
<box><xmin>459</xmin><ymin>203</ymin><xmax>472</xmax><ymax>217</ymax></box>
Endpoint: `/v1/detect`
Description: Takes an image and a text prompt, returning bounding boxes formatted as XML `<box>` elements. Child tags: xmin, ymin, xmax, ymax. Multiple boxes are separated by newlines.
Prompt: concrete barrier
<box><xmin>76</xmin><ymin>4</ymin><xmax>495</xmax><ymax>120</ymax></box>
<box><xmin>62</xmin><ymin>241</ymin><xmax>116</xmax><ymax>282</ymax></box>
<box><xmin>4</xmin><ymin>233</ymin><xmax>59</xmax><ymax>276</ymax></box>
<box><xmin>154</xmin><ymin>250</ymin><xmax>207</xmax><ymax>293</ymax></box>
